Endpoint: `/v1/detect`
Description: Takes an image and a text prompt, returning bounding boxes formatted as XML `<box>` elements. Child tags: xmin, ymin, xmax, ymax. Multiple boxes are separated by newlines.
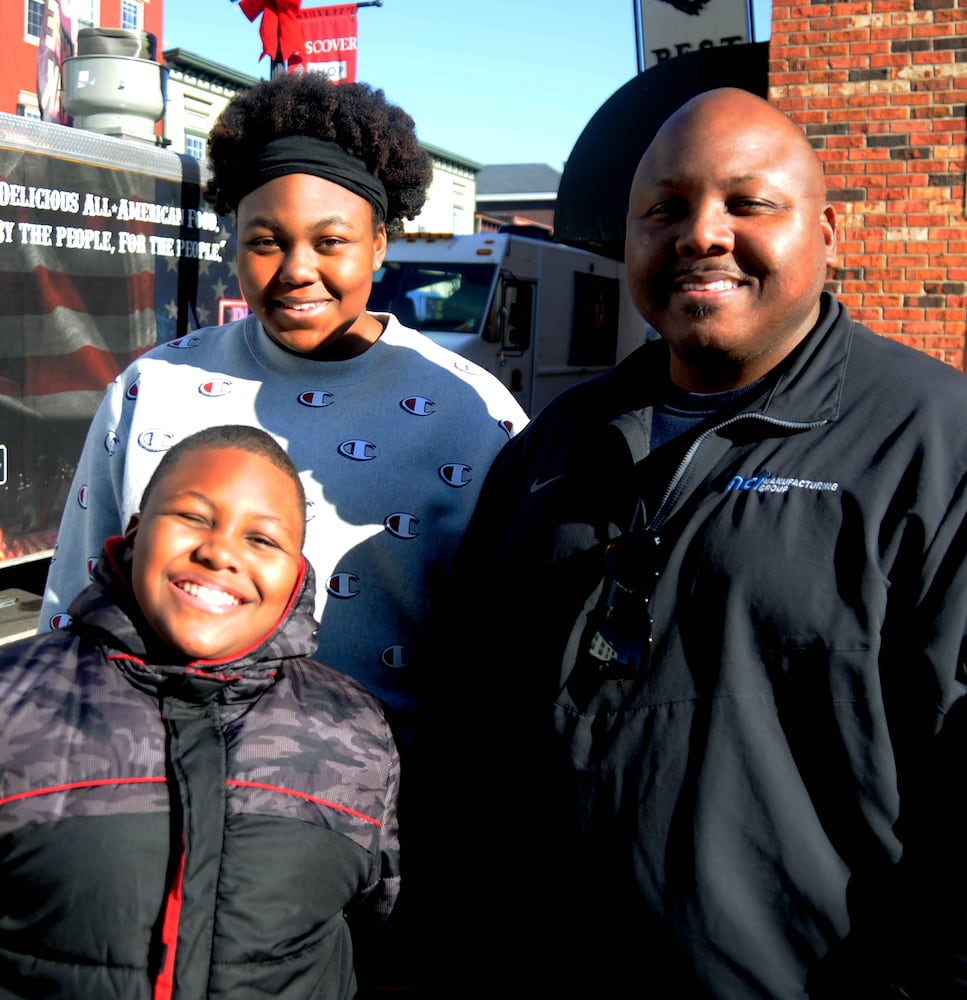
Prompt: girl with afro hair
<box><xmin>40</xmin><ymin>71</ymin><xmax>527</xmax><ymax>755</ymax></box>
<box><xmin>205</xmin><ymin>72</ymin><xmax>432</xmax><ymax>234</ymax></box>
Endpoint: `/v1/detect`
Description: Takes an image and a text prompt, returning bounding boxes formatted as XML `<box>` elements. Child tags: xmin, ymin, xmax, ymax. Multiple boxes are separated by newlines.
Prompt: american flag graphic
<box><xmin>0</xmin><ymin>113</ymin><xmax>241</xmax><ymax>563</ymax></box>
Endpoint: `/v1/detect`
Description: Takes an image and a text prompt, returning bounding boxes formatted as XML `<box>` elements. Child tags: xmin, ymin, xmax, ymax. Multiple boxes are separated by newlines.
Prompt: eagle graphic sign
<box><xmin>637</xmin><ymin>0</ymin><xmax>751</xmax><ymax>69</ymax></box>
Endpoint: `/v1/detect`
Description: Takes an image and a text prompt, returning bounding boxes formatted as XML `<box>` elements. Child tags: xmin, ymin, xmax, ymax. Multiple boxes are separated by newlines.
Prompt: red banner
<box><xmin>289</xmin><ymin>4</ymin><xmax>358</xmax><ymax>81</ymax></box>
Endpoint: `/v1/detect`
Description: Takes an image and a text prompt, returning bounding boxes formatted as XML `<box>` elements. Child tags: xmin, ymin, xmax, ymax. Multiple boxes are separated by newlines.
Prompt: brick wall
<box><xmin>768</xmin><ymin>0</ymin><xmax>966</xmax><ymax>368</ymax></box>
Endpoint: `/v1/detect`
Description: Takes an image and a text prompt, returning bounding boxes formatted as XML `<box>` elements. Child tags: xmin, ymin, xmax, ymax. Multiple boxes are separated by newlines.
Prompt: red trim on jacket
<box><xmin>152</xmin><ymin>839</ymin><xmax>186</xmax><ymax>1000</ymax></box>
<box><xmin>1</xmin><ymin>774</ymin><xmax>379</xmax><ymax>826</ymax></box>
<box><xmin>227</xmin><ymin>779</ymin><xmax>382</xmax><ymax>826</ymax></box>
<box><xmin>0</xmin><ymin>776</ymin><xmax>166</xmax><ymax>808</ymax></box>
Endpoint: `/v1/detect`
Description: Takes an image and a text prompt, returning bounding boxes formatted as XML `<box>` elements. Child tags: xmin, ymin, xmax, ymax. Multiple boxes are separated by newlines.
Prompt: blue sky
<box><xmin>162</xmin><ymin>0</ymin><xmax>772</xmax><ymax>171</ymax></box>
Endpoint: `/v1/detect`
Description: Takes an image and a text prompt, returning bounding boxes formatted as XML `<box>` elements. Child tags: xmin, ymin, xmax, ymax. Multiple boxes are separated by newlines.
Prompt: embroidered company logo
<box><xmin>725</xmin><ymin>469</ymin><xmax>840</xmax><ymax>495</ymax></box>
<box><xmin>299</xmin><ymin>390</ymin><xmax>334</xmax><ymax>408</ymax></box>
<box><xmin>125</xmin><ymin>377</ymin><xmax>139</xmax><ymax>401</ymax></box>
<box><xmin>400</xmin><ymin>396</ymin><xmax>435</xmax><ymax>416</ymax></box>
<box><xmin>199</xmin><ymin>378</ymin><xmax>233</xmax><ymax>397</ymax></box>
<box><xmin>104</xmin><ymin>431</ymin><xmax>120</xmax><ymax>456</ymax></box>
<box><xmin>498</xmin><ymin>418</ymin><xmax>515</xmax><ymax>439</ymax></box>
<box><xmin>76</xmin><ymin>484</ymin><xmax>89</xmax><ymax>509</ymax></box>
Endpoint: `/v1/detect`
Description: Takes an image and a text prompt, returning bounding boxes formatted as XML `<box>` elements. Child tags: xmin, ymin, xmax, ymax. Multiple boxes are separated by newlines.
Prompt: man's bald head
<box><xmin>642</xmin><ymin>88</ymin><xmax>828</xmax><ymax>202</ymax></box>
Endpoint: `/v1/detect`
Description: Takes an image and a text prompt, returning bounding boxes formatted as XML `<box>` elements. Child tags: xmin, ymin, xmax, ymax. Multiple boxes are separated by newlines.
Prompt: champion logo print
<box><xmin>199</xmin><ymin>379</ymin><xmax>232</xmax><ymax>397</ymax></box>
<box><xmin>384</xmin><ymin>512</ymin><xmax>421</xmax><ymax>539</ymax></box>
<box><xmin>298</xmin><ymin>390</ymin><xmax>334</xmax><ymax>408</ymax></box>
<box><xmin>380</xmin><ymin>645</ymin><xmax>409</xmax><ymax>670</ymax></box>
<box><xmin>137</xmin><ymin>429</ymin><xmax>176</xmax><ymax>453</ymax></box>
<box><xmin>400</xmin><ymin>396</ymin><xmax>435</xmax><ymax>416</ymax></box>
<box><xmin>338</xmin><ymin>440</ymin><xmax>377</xmax><ymax>461</ymax></box>
<box><xmin>327</xmin><ymin>573</ymin><xmax>360</xmax><ymax>599</ymax></box>
<box><xmin>167</xmin><ymin>335</ymin><xmax>200</xmax><ymax>349</ymax></box>
<box><xmin>439</xmin><ymin>463</ymin><xmax>472</xmax><ymax>487</ymax></box>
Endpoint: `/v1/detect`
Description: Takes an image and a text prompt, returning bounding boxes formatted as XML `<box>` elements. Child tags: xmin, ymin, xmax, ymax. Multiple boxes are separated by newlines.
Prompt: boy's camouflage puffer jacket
<box><xmin>0</xmin><ymin>536</ymin><xmax>400</xmax><ymax>1000</ymax></box>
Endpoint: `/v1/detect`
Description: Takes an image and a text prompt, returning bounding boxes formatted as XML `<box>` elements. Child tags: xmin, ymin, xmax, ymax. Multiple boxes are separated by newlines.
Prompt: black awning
<box><xmin>555</xmin><ymin>42</ymin><xmax>770</xmax><ymax>261</ymax></box>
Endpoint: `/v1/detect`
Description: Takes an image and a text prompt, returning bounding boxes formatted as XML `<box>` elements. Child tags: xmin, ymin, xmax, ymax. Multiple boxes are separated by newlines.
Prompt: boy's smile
<box><xmin>127</xmin><ymin>445</ymin><xmax>304</xmax><ymax>662</ymax></box>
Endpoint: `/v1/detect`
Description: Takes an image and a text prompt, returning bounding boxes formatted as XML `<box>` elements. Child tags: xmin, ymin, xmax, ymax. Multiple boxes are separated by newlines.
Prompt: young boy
<box><xmin>0</xmin><ymin>425</ymin><xmax>400</xmax><ymax>1000</ymax></box>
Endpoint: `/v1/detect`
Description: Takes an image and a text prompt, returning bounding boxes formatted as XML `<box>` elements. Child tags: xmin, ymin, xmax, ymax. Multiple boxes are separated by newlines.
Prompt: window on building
<box><xmin>121</xmin><ymin>0</ymin><xmax>143</xmax><ymax>31</ymax></box>
<box><xmin>17</xmin><ymin>90</ymin><xmax>41</xmax><ymax>117</ymax></box>
<box><xmin>73</xmin><ymin>0</ymin><xmax>96</xmax><ymax>31</ymax></box>
<box><xmin>185</xmin><ymin>133</ymin><xmax>206</xmax><ymax>161</ymax></box>
<box><xmin>25</xmin><ymin>0</ymin><xmax>44</xmax><ymax>39</ymax></box>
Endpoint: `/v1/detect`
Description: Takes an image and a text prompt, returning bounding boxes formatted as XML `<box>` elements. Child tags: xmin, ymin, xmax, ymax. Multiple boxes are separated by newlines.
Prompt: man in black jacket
<box><xmin>429</xmin><ymin>88</ymin><xmax>967</xmax><ymax>998</ymax></box>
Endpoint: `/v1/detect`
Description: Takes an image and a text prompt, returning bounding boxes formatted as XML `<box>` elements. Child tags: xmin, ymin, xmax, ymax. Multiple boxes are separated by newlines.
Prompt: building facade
<box><xmin>403</xmin><ymin>140</ymin><xmax>481</xmax><ymax>235</ymax></box>
<box><xmin>475</xmin><ymin>162</ymin><xmax>561</xmax><ymax>233</ymax></box>
<box><xmin>1</xmin><ymin>0</ymin><xmax>163</xmax><ymax>119</ymax></box>
<box><xmin>162</xmin><ymin>48</ymin><xmax>256</xmax><ymax>158</ymax></box>
<box><xmin>770</xmin><ymin>0</ymin><xmax>965</xmax><ymax>368</ymax></box>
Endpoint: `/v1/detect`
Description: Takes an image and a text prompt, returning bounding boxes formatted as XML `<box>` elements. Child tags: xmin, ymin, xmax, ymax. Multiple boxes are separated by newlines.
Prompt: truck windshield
<box><xmin>369</xmin><ymin>261</ymin><xmax>497</xmax><ymax>334</ymax></box>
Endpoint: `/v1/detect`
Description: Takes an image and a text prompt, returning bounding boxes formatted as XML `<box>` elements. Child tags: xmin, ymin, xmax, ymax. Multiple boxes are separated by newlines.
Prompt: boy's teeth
<box><xmin>178</xmin><ymin>581</ymin><xmax>239</xmax><ymax>606</ymax></box>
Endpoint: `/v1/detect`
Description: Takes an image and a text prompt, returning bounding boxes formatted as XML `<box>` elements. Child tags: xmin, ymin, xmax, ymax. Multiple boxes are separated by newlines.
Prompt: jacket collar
<box><xmin>751</xmin><ymin>292</ymin><xmax>852</xmax><ymax>426</ymax></box>
<box><xmin>614</xmin><ymin>293</ymin><xmax>853</xmax><ymax>438</ymax></box>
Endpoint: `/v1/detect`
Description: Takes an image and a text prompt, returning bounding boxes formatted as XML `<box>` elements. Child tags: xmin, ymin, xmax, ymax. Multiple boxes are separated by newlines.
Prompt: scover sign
<box><xmin>638</xmin><ymin>0</ymin><xmax>751</xmax><ymax>69</ymax></box>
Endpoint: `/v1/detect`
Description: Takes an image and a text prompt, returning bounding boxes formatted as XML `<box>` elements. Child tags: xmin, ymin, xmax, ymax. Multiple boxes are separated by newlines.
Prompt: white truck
<box><xmin>368</xmin><ymin>228</ymin><xmax>647</xmax><ymax>417</ymax></box>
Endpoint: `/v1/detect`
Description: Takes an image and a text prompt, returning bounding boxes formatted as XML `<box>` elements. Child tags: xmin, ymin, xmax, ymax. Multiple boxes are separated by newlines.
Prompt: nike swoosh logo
<box><xmin>529</xmin><ymin>475</ymin><xmax>563</xmax><ymax>494</ymax></box>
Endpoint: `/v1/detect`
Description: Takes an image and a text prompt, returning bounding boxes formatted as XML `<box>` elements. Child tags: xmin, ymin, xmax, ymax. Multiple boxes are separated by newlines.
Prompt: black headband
<box><xmin>235</xmin><ymin>135</ymin><xmax>389</xmax><ymax>218</ymax></box>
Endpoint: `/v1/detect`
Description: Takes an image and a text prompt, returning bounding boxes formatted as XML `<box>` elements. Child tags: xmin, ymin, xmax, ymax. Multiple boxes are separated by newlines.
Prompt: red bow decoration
<box><xmin>237</xmin><ymin>0</ymin><xmax>303</xmax><ymax>63</ymax></box>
